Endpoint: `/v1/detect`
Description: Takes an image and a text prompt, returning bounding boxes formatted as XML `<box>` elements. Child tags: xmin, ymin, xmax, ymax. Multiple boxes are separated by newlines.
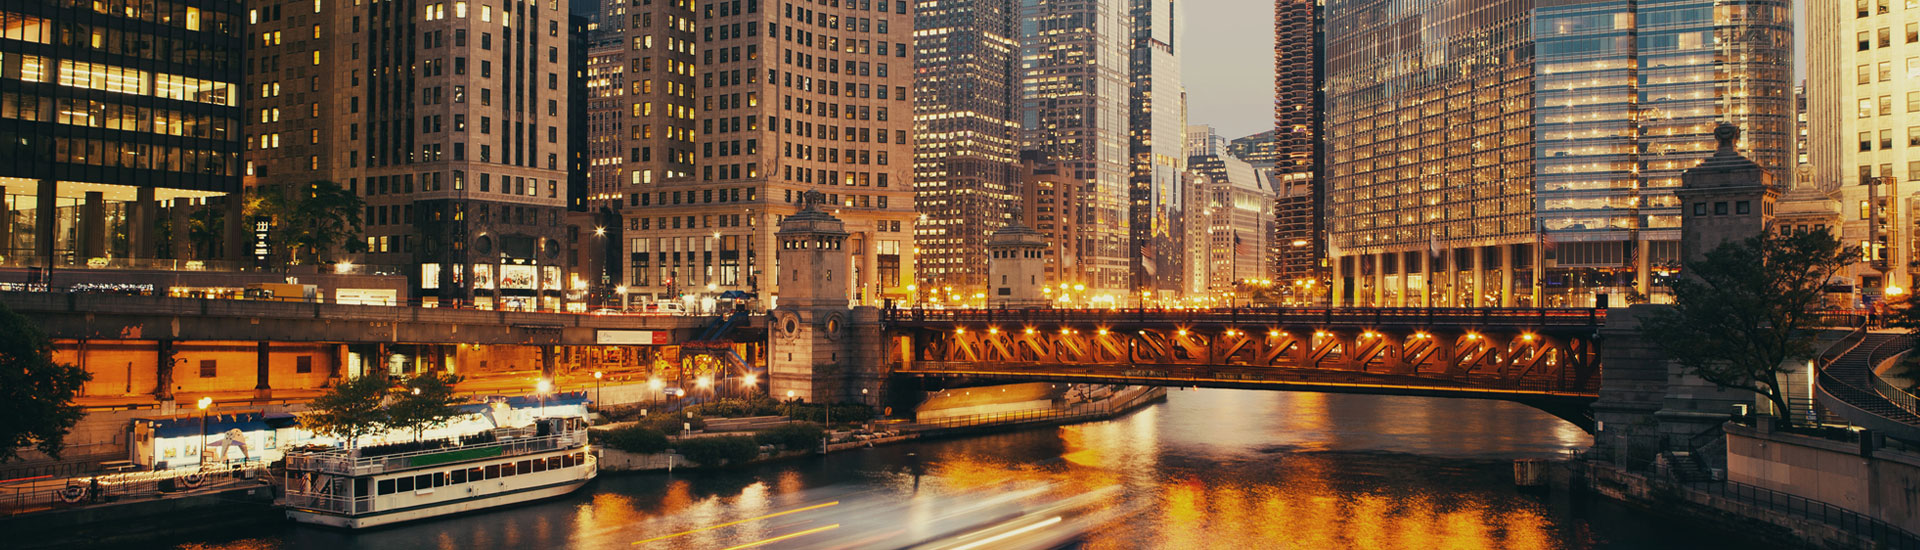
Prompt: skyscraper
<box><xmin>0</xmin><ymin>2</ymin><xmax>245</xmax><ymax>266</ymax></box>
<box><xmin>1272</xmin><ymin>0</ymin><xmax>1322</xmax><ymax>296</ymax></box>
<box><xmin>1020</xmin><ymin>0</ymin><xmax>1131</xmax><ymax>295</ymax></box>
<box><xmin>912</xmin><ymin>0</ymin><xmax>1020</xmax><ymax>295</ymax></box>
<box><xmin>1809</xmin><ymin>0</ymin><xmax>1920</xmax><ymax>296</ymax></box>
<box><xmin>1128</xmin><ymin>0</ymin><xmax>1186</xmax><ymax>298</ymax></box>
<box><xmin>243</xmin><ymin>0</ymin><xmax>577</xmax><ymax>310</ymax></box>
<box><xmin>1321</xmin><ymin>0</ymin><xmax>1790</xmax><ymax>308</ymax></box>
<box><xmin>1186</xmin><ymin>143</ymin><xmax>1273</xmax><ymax>297</ymax></box>
<box><xmin>640</xmin><ymin>0</ymin><xmax>916</xmax><ymax>306</ymax></box>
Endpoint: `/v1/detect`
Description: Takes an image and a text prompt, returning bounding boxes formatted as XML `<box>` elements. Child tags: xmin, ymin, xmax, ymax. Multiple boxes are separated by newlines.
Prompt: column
<box><xmin>132</xmin><ymin>186</ymin><xmax>156</xmax><ymax>259</ymax></box>
<box><xmin>34</xmin><ymin>179</ymin><xmax>54</xmax><ymax>265</ymax></box>
<box><xmin>255</xmin><ymin>341</ymin><xmax>271</xmax><ymax>391</ymax></box>
<box><xmin>0</xmin><ymin>182</ymin><xmax>12</xmax><ymax>258</ymax></box>
<box><xmin>1499</xmin><ymin>245</ymin><xmax>1516</xmax><ymax>307</ymax></box>
<box><xmin>170</xmin><ymin>199</ymin><xmax>191</xmax><ymax>260</ymax></box>
<box><xmin>155</xmin><ymin>340</ymin><xmax>175</xmax><ymax>401</ymax></box>
<box><xmin>1399</xmin><ymin>254</ymin><xmax>1413</xmax><ymax>307</ymax></box>
<box><xmin>1469</xmin><ymin>247</ymin><xmax>1485</xmax><ymax>307</ymax></box>
<box><xmin>1332</xmin><ymin>254</ymin><xmax>1348</xmax><ymax>307</ymax></box>
<box><xmin>1634</xmin><ymin>237</ymin><xmax>1651</xmax><ymax>300</ymax></box>
<box><xmin>1533</xmin><ymin>243</ymin><xmax>1546</xmax><ymax>307</ymax></box>
<box><xmin>224</xmin><ymin>192</ymin><xmax>248</xmax><ymax>262</ymax></box>
<box><xmin>80</xmin><ymin>191</ymin><xmax>104</xmax><ymax>259</ymax></box>
<box><xmin>541</xmin><ymin>345</ymin><xmax>556</xmax><ymax>379</ymax></box>
<box><xmin>1438</xmin><ymin>248</ymin><xmax>1454</xmax><ymax>307</ymax></box>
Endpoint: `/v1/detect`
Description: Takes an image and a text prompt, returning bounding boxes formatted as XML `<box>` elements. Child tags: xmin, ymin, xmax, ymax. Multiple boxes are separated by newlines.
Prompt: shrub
<box><xmin>754</xmin><ymin>422</ymin><xmax>825</xmax><ymax>450</ymax></box>
<box><xmin>633</xmin><ymin>413</ymin><xmax>705</xmax><ymax>434</ymax></box>
<box><xmin>674</xmin><ymin>435</ymin><xmax>760</xmax><ymax>466</ymax></box>
<box><xmin>594</xmin><ymin>425</ymin><xmax>670</xmax><ymax>454</ymax></box>
<box><xmin>685</xmin><ymin>397</ymin><xmax>784</xmax><ymax>418</ymax></box>
<box><xmin>782</xmin><ymin>402</ymin><xmax>874</xmax><ymax>425</ymax></box>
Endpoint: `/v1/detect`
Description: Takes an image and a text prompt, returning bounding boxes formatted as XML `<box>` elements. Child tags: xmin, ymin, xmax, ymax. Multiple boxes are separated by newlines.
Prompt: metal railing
<box><xmin>285</xmin><ymin>431</ymin><xmax>587</xmax><ymax>477</ymax></box>
<box><xmin>1870</xmin><ymin>341</ymin><xmax>1920</xmax><ymax>417</ymax></box>
<box><xmin>1682</xmin><ymin>478</ymin><xmax>1920</xmax><ymax>549</ymax></box>
<box><xmin>886</xmin><ymin>306</ymin><xmax>1607</xmax><ymax>329</ymax></box>
<box><xmin>1</xmin><ymin>460</ymin><xmax>265</xmax><ymax>516</ymax></box>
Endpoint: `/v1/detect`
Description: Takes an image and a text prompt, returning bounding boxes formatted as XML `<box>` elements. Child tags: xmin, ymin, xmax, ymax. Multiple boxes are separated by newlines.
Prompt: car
<box><xmin>589</xmin><ymin>308</ymin><xmax>624</xmax><ymax>315</ymax></box>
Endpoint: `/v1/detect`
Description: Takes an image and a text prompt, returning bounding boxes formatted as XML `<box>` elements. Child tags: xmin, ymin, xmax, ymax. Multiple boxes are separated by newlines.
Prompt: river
<box><xmin>163</xmin><ymin>389</ymin><xmax>1768</xmax><ymax>549</ymax></box>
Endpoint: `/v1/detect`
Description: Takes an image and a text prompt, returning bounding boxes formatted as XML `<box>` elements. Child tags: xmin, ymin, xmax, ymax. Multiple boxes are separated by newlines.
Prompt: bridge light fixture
<box><xmin>742</xmin><ymin>374</ymin><xmax>757</xmax><ymax>386</ymax></box>
<box><xmin>1522</xmin><ymin>333</ymin><xmax>1535</xmax><ymax>342</ymax></box>
<box><xmin>1314</xmin><ymin>331</ymin><xmax>1327</xmax><ymax>338</ymax></box>
<box><xmin>1268</xmin><ymin>330</ymin><xmax>1281</xmax><ymax>338</ymax></box>
<box><xmin>696</xmin><ymin>376</ymin><xmax>712</xmax><ymax>388</ymax></box>
<box><xmin>1024</xmin><ymin>327</ymin><xmax>1035</xmax><ymax>334</ymax></box>
<box><xmin>988</xmin><ymin>327</ymin><xmax>1000</xmax><ymax>334</ymax></box>
<box><xmin>1097</xmin><ymin>328</ymin><xmax>1110</xmax><ymax>335</ymax></box>
<box><xmin>1176</xmin><ymin>329</ymin><xmax>1188</xmax><ymax>336</ymax></box>
<box><xmin>955</xmin><ymin>327</ymin><xmax>966</xmax><ymax>334</ymax></box>
<box><xmin>1466</xmin><ymin>333</ymin><xmax>1481</xmax><ymax>340</ymax></box>
<box><xmin>1061</xmin><ymin>328</ymin><xmax>1072</xmax><ymax>335</ymax></box>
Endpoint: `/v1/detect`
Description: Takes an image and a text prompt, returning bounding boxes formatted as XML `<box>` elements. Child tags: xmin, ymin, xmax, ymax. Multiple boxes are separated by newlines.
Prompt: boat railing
<box><xmin>285</xmin><ymin>430</ymin><xmax>587</xmax><ymax>477</ymax></box>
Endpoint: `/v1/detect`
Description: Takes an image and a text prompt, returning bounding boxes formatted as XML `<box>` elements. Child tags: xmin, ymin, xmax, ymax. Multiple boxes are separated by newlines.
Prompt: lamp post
<box><xmin>536</xmin><ymin>378</ymin><xmax>552</xmax><ymax>418</ymax></box>
<box><xmin>196</xmin><ymin>396</ymin><xmax>212</xmax><ymax>468</ymax></box>
<box><xmin>593</xmin><ymin>371</ymin><xmax>603</xmax><ymax>405</ymax></box>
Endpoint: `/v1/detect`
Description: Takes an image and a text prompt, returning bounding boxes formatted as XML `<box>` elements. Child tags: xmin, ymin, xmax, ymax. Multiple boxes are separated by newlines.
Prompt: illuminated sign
<box><xmin>595</xmin><ymin>330</ymin><xmax>665</xmax><ymax>345</ymax></box>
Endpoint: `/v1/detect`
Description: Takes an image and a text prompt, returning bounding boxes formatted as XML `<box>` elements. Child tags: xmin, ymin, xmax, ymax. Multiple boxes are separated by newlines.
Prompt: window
<box><xmin>1863</xmin><ymin>131</ymin><xmax>1874</xmax><ymax>151</ymax></box>
<box><xmin>1883</xmin><ymin>129</ymin><xmax>1895</xmax><ymax>150</ymax></box>
<box><xmin>296</xmin><ymin>356</ymin><xmax>312</xmax><ymax>373</ymax></box>
<box><xmin>1862</xmin><ymin>30</ymin><xmax>1873</xmax><ymax>50</ymax></box>
<box><xmin>1911</xmin><ymin>127</ymin><xmax>1920</xmax><ymax>147</ymax></box>
<box><xmin>1882</xmin><ymin>28</ymin><xmax>1893</xmax><ymax>48</ymax></box>
<box><xmin>199</xmin><ymin>360</ymin><xmax>216</xmax><ymax>378</ymax></box>
<box><xmin>1714</xmin><ymin>202</ymin><xmax>1728</xmax><ymax>215</ymax></box>
<box><xmin>1736</xmin><ymin>201</ymin><xmax>1751</xmax><ymax>215</ymax></box>
<box><xmin>1692</xmin><ymin>203</ymin><xmax>1706</xmax><ymax>216</ymax></box>
<box><xmin>1885</xmin><ymin>95</ymin><xmax>1896</xmax><ymax>115</ymax></box>
<box><xmin>1861</xmin><ymin>64</ymin><xmax>1873</xmax><ymax>84</ymax></box>
<box><xmin>1881</xmin><ymin>61</ymin><xmax>1893</xmax><ymax>81</ymax></box>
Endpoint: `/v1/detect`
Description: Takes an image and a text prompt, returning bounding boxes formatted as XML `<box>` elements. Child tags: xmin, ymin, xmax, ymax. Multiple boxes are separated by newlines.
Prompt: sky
<box><xmin>1177</xmin><ymin>0</ymin><xmax>1809</xmax><ymax>142</ymax></box>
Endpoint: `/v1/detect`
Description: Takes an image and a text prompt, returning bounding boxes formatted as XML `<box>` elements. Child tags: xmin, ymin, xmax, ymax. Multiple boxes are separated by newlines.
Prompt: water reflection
<box><xmin>160</xmin><ymin>389</ymin><xmax>1764</xmax><ymax>549</ymax></box>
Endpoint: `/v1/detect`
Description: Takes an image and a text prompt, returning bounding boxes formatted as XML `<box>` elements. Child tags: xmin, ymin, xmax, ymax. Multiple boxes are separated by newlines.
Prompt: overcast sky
<box><xmin>1178</xmin><ymin>0</ymin><xmax>1808</xmax><ymax>142</ymax></box>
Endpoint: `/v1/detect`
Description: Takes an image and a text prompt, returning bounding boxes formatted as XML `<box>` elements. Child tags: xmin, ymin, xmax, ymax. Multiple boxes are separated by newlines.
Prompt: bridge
<box><xmin>880</xmin><ymin>307</ymin><xmax>1606</xmax><ymax>428</ymax></box>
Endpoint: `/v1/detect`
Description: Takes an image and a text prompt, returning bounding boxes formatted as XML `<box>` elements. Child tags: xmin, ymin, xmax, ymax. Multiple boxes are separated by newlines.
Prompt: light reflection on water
<box><xmin>161</xmin><ymin>389</ymin><xmax>1753</xmax><ymax>549</ymax></box>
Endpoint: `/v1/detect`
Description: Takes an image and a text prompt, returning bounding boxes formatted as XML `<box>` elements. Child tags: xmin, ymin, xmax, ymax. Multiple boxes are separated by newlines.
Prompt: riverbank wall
<box><xmin>598</xmin><ymin>386</ymin><xmax>1166</xmax><ymax>472</ymax></box>
<box><xmin>1569</xmin><ymin>458</ymin><xmax>1915</xmax><ymax>549</ymax></box>
<box><xmin>4</xmin><ymin>482</ymin><xmax>278</xmax><ymax>550</ymax></box>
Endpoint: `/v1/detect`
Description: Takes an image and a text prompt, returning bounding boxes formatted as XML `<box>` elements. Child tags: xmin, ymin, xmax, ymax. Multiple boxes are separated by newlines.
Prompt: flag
<box><xmin>1428</xmin><ymin>230</ymin><xmax>1440</xmax><ymax>259</ymax></box>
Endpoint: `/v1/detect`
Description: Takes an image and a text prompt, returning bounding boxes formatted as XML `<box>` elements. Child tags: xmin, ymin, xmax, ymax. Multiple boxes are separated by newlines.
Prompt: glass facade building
<box><xmin>0</xmin><ymin>0</ymin><xmax>245</xmax><ymax>266</ymax></box>
<box><xmin>1128</xmin><ymin>0</ymin><xmax>1186</xmax><ymax>297</ymax></box>
<box><xmin>1322</xmin><ymin>0</ymin><xmax>1790</xmax><ymax>307</ymax></box>
<box><xmin>1020</xmin><ymin>0</ymin><xmax>1131</xmax><ymax>294</ymax></box>
<box><xmin>912</xmin><ymin>0</ymin><xmax>1021</xmax><ymax>295</ymax></box>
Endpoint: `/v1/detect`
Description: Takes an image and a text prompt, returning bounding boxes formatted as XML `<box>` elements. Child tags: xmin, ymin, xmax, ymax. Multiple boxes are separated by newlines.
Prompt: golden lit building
<box><xmin>1809</xmin><ymin>0</ymin><xmax>1920</xmax><ymax>298</ymax></box>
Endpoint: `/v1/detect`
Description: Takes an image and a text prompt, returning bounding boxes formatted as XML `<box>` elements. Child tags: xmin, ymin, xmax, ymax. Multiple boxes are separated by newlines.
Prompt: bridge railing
<box><xmin>885</xmin><ymin>307</ymin><xmax>1606</xmax><ymax>329</ymax></box>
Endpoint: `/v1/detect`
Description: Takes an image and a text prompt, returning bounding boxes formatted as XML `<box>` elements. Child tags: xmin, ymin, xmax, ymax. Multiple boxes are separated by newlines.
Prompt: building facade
<box><xmin>911</xmin><ymin>0</ymin><xmax>1020</xmax><ymax>296</ymax></box>
<box><xmin>1020</xmin><ymin>0</ymin><xmax>1131</xmax><ymax>294</ymax></box>
<box><xmin>1015</xmin><ymin>151</ymin><xmax>1085</xmax><ymax>303</ymax></box>
<box><xmin>1322</xmin><ymin>0</ymin><xmax>1791</xmax><ymax>308</ymax></box>
<box><xmin>0</xmin><ymin>1</ymin><xmax>246</xmax><ymax>267</ymax></box>
<box><xmin>1127</xmin><ymin>0</ymin><xmax>1185</xmax><ymax>298</ymax></box>
<box><xmin>629</xmin><ymin>0</ymin><xmax>917</xmax><ymax>308</ymax></box>
<box><xmin>243</xmin><ymin>0</ymin><xmax>577</xmax><ymax>310</ymax></box>
<box><xmin>1186</xmin><ymin>151</ymin><xmax>1273</xmax><ymax>298</ymax></box>
<box><xmin>1272</xmin><ymin>0</ymin><xmax>1322</xmax><ymax>294</ymax></box>
<box><xmin>1810</xmin><ymin>0</ymin><xmax>1920</xmax><ymax>297</ymax></box>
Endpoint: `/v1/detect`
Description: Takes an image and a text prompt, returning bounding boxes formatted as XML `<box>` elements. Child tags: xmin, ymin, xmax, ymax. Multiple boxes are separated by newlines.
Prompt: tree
<box><xmin>187</xmin><ymin>207</ymin><xmax>224</xmax><ymax>260</ymax></box>
<box><xmin>0</xmin><ymin>302</ymin><xmax>92</xmax><ymax>462</ymax></box>
<box><xmin>1642</xmin><ymin>228</ymin><xmax>1857</xmax><ymax>426</ymax></box>
<box><xmin>300</xmin><ymin>375</ymin><xmax>392</xmax><ymax>448</ymax></box>
<box><xmin>387</xmin><ymin>373</ymin><xmax>466</xmax><ymax>442</ymax></box>
<box><xmin>247</xmin><ymin>181</ymin><xmax>366</xmax><ymax>266</ymax></box>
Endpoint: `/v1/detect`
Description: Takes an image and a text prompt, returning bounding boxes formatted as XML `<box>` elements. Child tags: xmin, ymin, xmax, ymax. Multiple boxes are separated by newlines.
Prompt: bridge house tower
<box><xmin>768</xmin><ymin>191</ymin><xmax>888</xmax><ymax>405</ymax></box>
<box><xmin>1675</xmin><ymin>123</ymin><xmax>1780</xmax><ymax>263</ymax></box>
<box><xmin>987</xmin><ymin>222</ymin><xmax>1052</xmax><ymax>308</ymax></box>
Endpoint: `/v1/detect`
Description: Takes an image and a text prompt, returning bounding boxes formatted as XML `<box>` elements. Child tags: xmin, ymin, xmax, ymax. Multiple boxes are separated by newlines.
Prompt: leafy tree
<box><xmin>594</xmin><ymin>425</ymin><xmax>671</xmax><ymax>454</ymax></box>
<box><xmin>246</xmin><ymin>181</ymin><xmax>366</xmax><ymax>265</ymax></box>
<box><xmin>1642</xmin><ymin>228</ymin><xmax>1857</xmax><ymax>426</ymax></box>
<box><xmin>386</xmin><ymin>373</ymin><xmax>466</xmax><ymax>442</ymax></box>
<box><xmin>300</xmin><ymin>375</ymin><xmax>392</xmax><ymax>448</ymax></box>
<box><xmin>0</xmin><ymin>302</ymin><xmax>92</xmax><ymax>462</ymax></box>
<box><xmin>187</xmin><ymin>207</ymin><xmax>224</xmax><ymax>260</ymax></box>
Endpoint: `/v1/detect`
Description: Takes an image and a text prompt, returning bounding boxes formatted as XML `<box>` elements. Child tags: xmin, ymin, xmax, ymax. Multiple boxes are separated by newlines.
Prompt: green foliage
<box><xmin>387</xmin><ymin>373</ymin><xmax>466</xmax><ymax>441</ymax></box>
<box><xmin>684</xmin><ymin>397</ymin><xmax>784</xmax><ymax>418</ymax></box>
<box><xmin>594</xmin><ymin>425</ymin><xmax>671</xmax><ymax>454</ymax></box>
<box><xmin>246</xmin><ymin>180</ymin><xmax>366</xmax><ymax>265</ymax></box>
<box><xmin>0</xmin><ymin>302</ymin><xmax>91</xmax><ymax>462</ymax></box>
<box><xmin>1642</xmin><ymin>227</ymin><xmax>1857</xmax><ymax>425</ymax></box>
<box><xmin>781</xmin><ymin>401</ymin><xmax>874</xmax><ymax>425</ymax></box>
<box><xmin>300</xmin><ymin>375</ymin><xmax>392</xmax><ymax>447</ymax></box>
<box><xmin>754</xmin><ymin>423</ymin><xmax>825</xmax><ymax>450</ymax></box>
<box><xmin>634</xmin><ymin>412</ymin><xmax>706</xmax><ymax>435</ymax></box>
<box><xmin>674</xmin><ymin>435</ymin><xmax>761</xmax><ymax>466</ymax></box>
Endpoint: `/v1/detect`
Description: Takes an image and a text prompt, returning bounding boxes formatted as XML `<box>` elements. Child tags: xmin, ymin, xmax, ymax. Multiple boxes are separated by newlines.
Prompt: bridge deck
<box><xmin>886</xmin><ymin>307</ymin><xmax>1606</xmax><ymax>331</ymax></box>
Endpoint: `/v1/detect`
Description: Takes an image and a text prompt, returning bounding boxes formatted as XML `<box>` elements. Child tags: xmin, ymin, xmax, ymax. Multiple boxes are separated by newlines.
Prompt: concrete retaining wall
<box><xmin>1726</xmin><ymin>422</ymin><xmax>1920</xmax><ymax>534</ymax></box>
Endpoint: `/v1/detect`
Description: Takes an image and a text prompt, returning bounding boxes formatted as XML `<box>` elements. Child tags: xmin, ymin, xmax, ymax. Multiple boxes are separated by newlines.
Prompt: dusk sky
<box><xmin>1178</xmin><ymin>0</ymin><xmax>1808</xmax><ymax>142</ymax></box>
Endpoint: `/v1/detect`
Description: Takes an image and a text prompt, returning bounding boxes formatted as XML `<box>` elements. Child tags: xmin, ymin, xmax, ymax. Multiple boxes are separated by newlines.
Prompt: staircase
<box><xmin>1816</xmin><ymin>331</ymin><xmax>1920</xmax><ymax>437</ymax></box>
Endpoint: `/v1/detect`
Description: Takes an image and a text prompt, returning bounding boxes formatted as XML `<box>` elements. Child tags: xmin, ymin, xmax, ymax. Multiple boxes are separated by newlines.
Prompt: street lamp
<box><xmin>593</xmin><ymin>371</ymin><xmax>604</xmax><ymax>405</ymax></box>
<box><xmin>196</xmin><ymin>397</ymin><xmax>212</xmax><ymax>467</ymax></box>
<box><xmin>615</xmin><ymin>286</ymin><xmax>629</xmax><ymax>310</ymax></box>
<box><xmin>536</xmin><ymin>378</ymin><xmax>553</xmax><ymax>417</ymax></box>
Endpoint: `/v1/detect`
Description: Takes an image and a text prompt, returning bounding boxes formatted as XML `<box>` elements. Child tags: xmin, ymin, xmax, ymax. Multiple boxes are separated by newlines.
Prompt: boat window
<box><xmin>501</xmin><ymin>462</ymin><xmax>516</xmax><ymax>477</ymax></box>
<box><xmin>451</xmin><ymin>469</ymin><xmax>468</xmax><ymax>484</ymax></box>
<box><xmin>532</xmin><ymin>459</ymin><xmax>547</xmax><ymax>473</ymax></box>
<box><xmin>518</xmin><ymin>460</ymin><xmax>533</xmax><ymax>474</ymax></box>
<box><xmin>397</xmin><ymin>476</ymin><xmax>415</xmax><ymax>492</ymax></box>
<box><xmin>547</xmin><ymin>456</ymin><xmax>561</xmax><ymax>470</ymax></box>
<box><xmin>562</xmin><ymin>454</ymin><xmax>574</xmax><ymax>468</ymax></box>
<box><xmin>485</xmin><ymin>464</ymin><xmax>500</xmax><ymax>479</ymax></box>
<box><xmin>377</xmin><ymin>479</ymin><xmax>396</xmax><ymax>495</ymax></box>
<box><xmin>416</xmin><ymin>474</ymin><xmax>435</xmax><ymax>489</ymax></box>
<box><xmin>355</xmin><ymin>478</ymin><xmax>370</xmax><ymax>498</ymax></box>
<box><xmin>468</xmin><ymin>467</ymin><xmax>484</xmax><ymax>481</ymax></box>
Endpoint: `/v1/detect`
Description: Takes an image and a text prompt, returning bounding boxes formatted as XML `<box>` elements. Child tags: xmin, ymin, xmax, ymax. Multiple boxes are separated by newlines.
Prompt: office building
<box><xmin>1322</xmin><ymin>0</ymin><xmax>1790</xmax><ymax>307</ymax></box>
<box><xmin>1128</xmin><ymin>0</ymin><xmax>1186</xmax><ymax>298</ymax></box>
<box><xmin>1226</xmin><ymin>129</ymin><xmax>1276</xmax><ymax>169</ymax></box>
<box><xmin>912</xmin><ymin>0</ymin><xmax>1020</xmax><ymax>295</ymax></box>
<box><xmin>243</xmin><ymin>0</ymin><xmax>578</xmax><ymax>310</ymax></box>
<box><xmin>1014</xmin><ymin>151</ymin><xmax>1085</xmax><ymax>302</ymax></box>
<box><xmin>627</xmin><ymin>0</ymin><xmax>916</xmax><ymax>306</ymax></box>
<box><xmin>1020</xmin><ymin>0</ymin><xmax>1131</xmax><ymax>294</ymax></box>
<box><xmin>1809</xmin><ymin>0</ymin><xmax>1920</xmax><ymax>296</ymax></box>
<box><xmin>1187</xmin><ymin>150</ymin><xmax>1273</xmax><ymax>297</ymax></box>
<box><xmin>0</xmin><ymin>2</ymin><xmax>246</xmax><ymax>266</ymax></box>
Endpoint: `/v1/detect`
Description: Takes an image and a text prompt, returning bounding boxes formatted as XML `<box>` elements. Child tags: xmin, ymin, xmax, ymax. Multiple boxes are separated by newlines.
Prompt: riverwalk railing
<box><xmin>285</xmin><ymin>430</ymin><xmax>586</xmax><ymax>477</ymax></box>
<box><xmin>900</xmin><ymin>388</ymin><xmax>1165</xmax><ymax>433</ymax></box>
<box><xmin>1681</xmin><ymin>477</ymin><xmax>1920</xmax><ymax>550</ymax></box>
<box><xmin>0</xmin><ymin>460</ymin><xmax>265</xmax><ymax>517</ymax></box>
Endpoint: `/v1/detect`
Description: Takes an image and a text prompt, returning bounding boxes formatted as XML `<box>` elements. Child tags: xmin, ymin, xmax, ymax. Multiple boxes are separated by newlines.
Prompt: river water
<box><xmin>165</xmin><ymin>389</ymin><xmax>1768</xmax><ymax>549</ymax></box>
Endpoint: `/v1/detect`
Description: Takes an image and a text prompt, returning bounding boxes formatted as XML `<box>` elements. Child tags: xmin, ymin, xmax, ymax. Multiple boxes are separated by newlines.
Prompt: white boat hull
<box><xmin>286</xmin><ymin>475</ymin><xmax>594</xmax><ymax>529</ymax></box>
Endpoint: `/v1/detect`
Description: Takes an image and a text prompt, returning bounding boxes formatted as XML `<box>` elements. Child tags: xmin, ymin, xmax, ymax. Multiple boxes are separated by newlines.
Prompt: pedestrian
<box><xmin>89</xmin><ymin>476</ymin><xmax>100</xmax><ymax>503</ymax></box>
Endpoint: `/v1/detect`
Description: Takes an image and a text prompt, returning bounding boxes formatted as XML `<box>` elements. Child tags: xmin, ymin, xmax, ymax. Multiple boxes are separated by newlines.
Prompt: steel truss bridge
<box><xmin>883</xmin><ymin>307</ymin><xmax>1606</xmax><ymax>428</ymax></box>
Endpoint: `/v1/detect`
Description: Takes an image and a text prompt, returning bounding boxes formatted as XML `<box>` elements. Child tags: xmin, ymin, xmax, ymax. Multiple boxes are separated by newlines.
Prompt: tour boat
<box><xmin>280</xmin><ymin>416</ymin><xmax>597</xmax><ymax>528</ymax></box>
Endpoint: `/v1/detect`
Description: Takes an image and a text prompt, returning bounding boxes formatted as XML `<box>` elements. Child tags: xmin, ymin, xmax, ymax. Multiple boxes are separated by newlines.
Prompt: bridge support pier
<box><xmin>255</xmin><ymin>341</ymin><xmax>271</xmax><ymax>398</ymax></box>
<box><xmin>155</xmin><ymin>339</ymin><xmax>175</xmax><ymax>401</ymax></box>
